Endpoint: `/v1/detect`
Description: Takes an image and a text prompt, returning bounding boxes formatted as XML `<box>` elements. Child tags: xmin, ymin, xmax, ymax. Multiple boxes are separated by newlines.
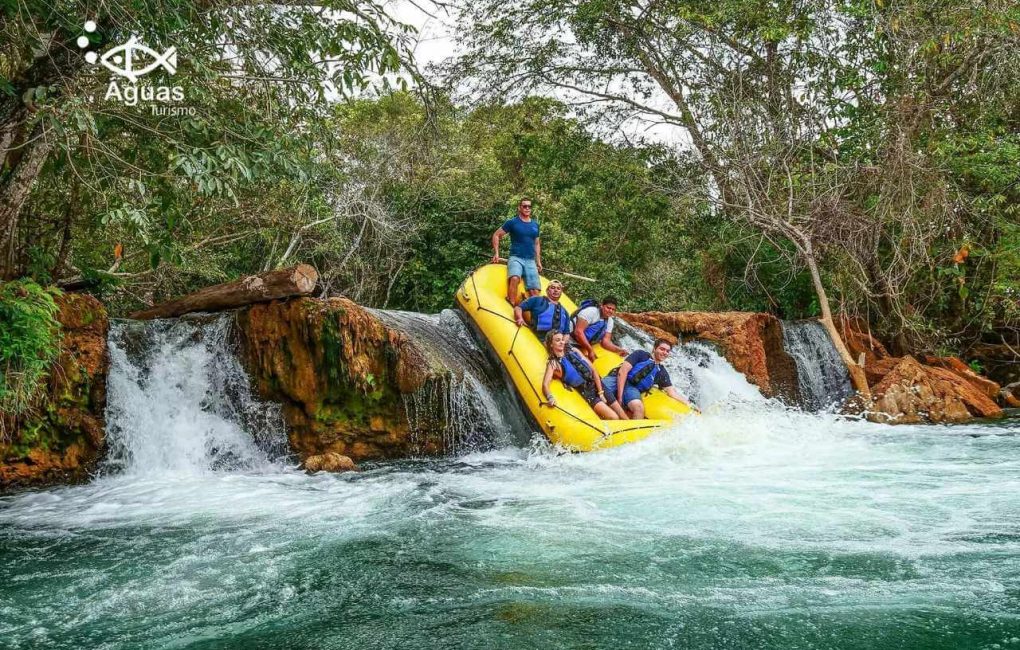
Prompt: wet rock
<box><xmin>621</xmin><ymin>311</ymin><xmax>800</xmax><ymax>403</ymax></box>
<box><xmin>625</xmin><ymin>321</ymin><xmax>678</xmax><ymax>347</ymax></box>
<box><xmin>863</xmin><ymin>357</ymin><xmax>902</xmax><ymax>387</ymax></box>
<box><xmin>303</xmin><ymin>452</ymin><xmax>359</xmax><ymax>473</ymax></box>
<box><xmin>1</xmin><ymin>293</ymin><xmax>109</xmax><ymax>491</ymax></box>
<box><xmin>838</xmin><ymin>315</ymin><xmax>890</xmax><ymax>367</ymax></box>
<box><xmin>921</xmin><ymin>355</ymin><xmax>1001</xmax><ymax>402</ymax></box>
<box><xmin>853</xmin><ymin>356</ymin><xmax>1003</xmax><ymax>424</ymax></box>
<box><xmin>1001</xmin><ymin>382</ymin><xmax>1020</xmax><ymax>408</ymax></box>
<box><xmin>235</xmin><ymin>297</ymin><xmax>452</xmax><ymax>462</ymax></box>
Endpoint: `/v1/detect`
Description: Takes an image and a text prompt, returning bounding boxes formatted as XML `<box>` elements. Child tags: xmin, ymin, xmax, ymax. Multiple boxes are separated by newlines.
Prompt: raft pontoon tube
<box><xmin>456</xmin><ymin>264</ymin><xmax>692</xmax><ymax>451</ymax></box>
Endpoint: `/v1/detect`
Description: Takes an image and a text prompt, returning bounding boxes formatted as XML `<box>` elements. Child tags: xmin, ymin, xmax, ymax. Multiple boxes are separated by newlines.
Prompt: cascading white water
<box><xmin>373</xmin><ymin>308</ymin><xmax>527</xmax><ymax>452</ymax></box>
<box><xmin>104</xmin><ymin>316</ymin><xmax>288</xmax><ymax>475</ymax></box>
<box><xmin>615</xmin><ymin>321</ymin><xmax>765</xmax><ymax>408</ymax></box>
<box><xmin>781</xmin><ymin>319</ymin><xmax>854</xmax><ymax>411</ymax></box>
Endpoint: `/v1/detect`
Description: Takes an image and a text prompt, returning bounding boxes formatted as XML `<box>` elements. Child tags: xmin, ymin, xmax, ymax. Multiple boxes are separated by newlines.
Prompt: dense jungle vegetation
<box><xmin>2</xmin><ymin>0</ymin><xmax>1018</xmax><ymax>403</ymax></box>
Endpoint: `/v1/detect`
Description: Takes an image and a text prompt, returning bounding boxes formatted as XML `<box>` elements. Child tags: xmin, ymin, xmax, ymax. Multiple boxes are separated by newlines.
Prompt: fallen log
<box><xmin>129</xmin><ymin>264</ymin><xmax>318</xmax><ymax>320</ymax></box>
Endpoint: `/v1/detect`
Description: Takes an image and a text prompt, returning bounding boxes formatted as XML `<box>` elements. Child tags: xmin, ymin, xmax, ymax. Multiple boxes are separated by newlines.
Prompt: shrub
<box><xmin>0</xmin><ymin>280</ymin><xmax>62</xmax><ymax>428</ymax></box>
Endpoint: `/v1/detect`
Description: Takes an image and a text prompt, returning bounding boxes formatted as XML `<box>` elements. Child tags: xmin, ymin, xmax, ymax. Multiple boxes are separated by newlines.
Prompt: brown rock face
<box><xmin>235</xmin><ymin>298</ymin><xmax>451</xmax><ymax>463</ymax></box>
<box><xmin>863</xmin><ymin>357</ymin><xmax>902</xmax><ymax>387</ymax></box>
<box><xmin>621</xmin><ymin>311</ymin><xmax>800</xmax><ymax>403</ymax></box>
<box><xmin>967</xmin><ymin>343</ymin><xmax>1019</xmax><ymax>387</ymax></box>
<box><xmin>303</xmin><ymin>452</ymin><xmax>359</xmax><ymax>473</ymax></box>
<box><xmin>1</xmin><ymin>293</ymin><xmax>109</xmax><ymax>490</ymax></box>
<box><xmin>626</xmin><ymin>322</ymin><xmax>677</xmax><ymax>347</ymax></box>
<box><xmin>838</xmin><ymin>315</ymin><xmax>890</xmax><ymax>367</ymax></box>
<box><xmin>1001</xmin><ymin>382</ymin><xmax>1020</xmax><ymax>408</ymax></box>
<box><xmin>921</xmin><ymin>356</ymin><xmax>1001</xmax><ymax>402</ymax></box>
<box><xmin>858</xmin><ymin>356</ymin><xmax>1003</xmax><ymax>424</ymax></box>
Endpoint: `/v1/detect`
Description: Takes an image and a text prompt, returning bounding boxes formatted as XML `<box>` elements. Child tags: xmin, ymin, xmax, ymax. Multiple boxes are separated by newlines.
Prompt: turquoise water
<box><xmin>3</xmin><ymin>408</ymin><xmax>1020</xmax><ymax>649</ymax></box>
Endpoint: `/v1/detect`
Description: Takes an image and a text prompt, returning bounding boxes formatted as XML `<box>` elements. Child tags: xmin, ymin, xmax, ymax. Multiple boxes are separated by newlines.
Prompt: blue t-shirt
<box><xmin>501</xmin><ymin>216</ymin><xmax>540</xmax><ymax>260</ymax></box>
<box><xmin>623</xmin><ymin>350</ymin><xmax>672</xmax><ymax>388</ymax></box>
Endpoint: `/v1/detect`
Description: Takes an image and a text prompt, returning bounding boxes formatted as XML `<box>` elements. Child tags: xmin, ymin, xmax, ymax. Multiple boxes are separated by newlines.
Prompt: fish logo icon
<box><xmin>98</xmin><ymin>36</ymin><xmax>177</xmax><ymax>82</ymax></box>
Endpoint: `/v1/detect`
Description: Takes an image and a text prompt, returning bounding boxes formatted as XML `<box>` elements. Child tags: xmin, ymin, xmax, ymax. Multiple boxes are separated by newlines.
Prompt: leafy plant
<box><xmin>0</xmin><ymin>281</ymin><xmax>62</xmax><ymax>428</ymax></box>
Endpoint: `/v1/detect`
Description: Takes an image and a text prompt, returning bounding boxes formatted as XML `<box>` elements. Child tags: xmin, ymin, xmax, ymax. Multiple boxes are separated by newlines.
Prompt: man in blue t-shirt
<box><xmin>491</xmin><ymin>197</ymin><xmax>542</xmax><ymax>305</ymax></box>
<box><xmin>600</xmin><ymin>338</ymin><xmax>692</xmax><ymax>419</ymax></box>
<box><xmin>513</xmin><ymin>279</ymin><xmax>571</xmax><ymax>337</ymax></box>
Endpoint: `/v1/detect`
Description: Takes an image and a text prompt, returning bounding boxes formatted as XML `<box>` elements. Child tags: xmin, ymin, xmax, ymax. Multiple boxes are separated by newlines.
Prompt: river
<box><xmin>1</xmin><ymin>316</ymin><xmax>1018</xmax><ymax>648</ymax></box>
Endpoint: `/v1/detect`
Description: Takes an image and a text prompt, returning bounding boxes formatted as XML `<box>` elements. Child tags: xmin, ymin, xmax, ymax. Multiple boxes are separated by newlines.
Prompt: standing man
<box><xmin>491</xmin><ymin>198</ymin><xmax>542</xmax><ymax>305</ymax></box>
<box><xmin>601</xmin><ymin>338</ymin><xmax>692</xmax><ymax>419</ymax></box>
<box><xmin>572</xmin><ymin>296</ymin><xmax>628</xmax><ymax>362</ymax></box>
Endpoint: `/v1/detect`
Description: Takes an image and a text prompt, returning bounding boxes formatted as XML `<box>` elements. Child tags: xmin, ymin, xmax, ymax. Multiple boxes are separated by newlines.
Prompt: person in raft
<box><xmin>514</xmin><ymin>280</ymin><xmax>571</xmax><ymax>337</ymax></box>
<box><xmin>601</xmin><ymin>338</ymin><xmax>692</xmax><ymax>419</ymax></box>
<box><xmin>541</xmin><ymin>332</ymin><xmax>620</xmax><ymax>420</ymax></box>
<box><xmin>571</xmin><ymin>295</ymin><xmax>628</xmax><ymax>362</ymax></box>
<box><xmin>491</xmin><ymin>197</ymin><xmax>542</xmax><ymax>305</ymax></box>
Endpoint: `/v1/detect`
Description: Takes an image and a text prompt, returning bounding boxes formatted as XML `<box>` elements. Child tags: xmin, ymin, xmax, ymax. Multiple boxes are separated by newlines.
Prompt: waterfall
<box><xmin>781</xmin><ymin>319</ymin><xmax>854</xmax><ymax>411</ymax></box>
<box><xmin>100</xmin><ymin>307</ymin><xmax>771</xmax><ymax>476</ymax></box>
<box><xmin>373</xmin><ymin>308</ymin><xmax>531</xmax><ymax>452</ymax></box>
<box><xmin>104</xmin><ymin>315</ymin><xmax>289</xmax><ymax>475</ymax></box>
<box><xmin>615</xmin><ymin>320</ymin><xmax>765</xmax><ymax>408</ymax></box>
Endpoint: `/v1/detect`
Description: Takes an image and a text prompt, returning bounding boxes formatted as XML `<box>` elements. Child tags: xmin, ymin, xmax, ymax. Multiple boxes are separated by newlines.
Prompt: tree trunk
<box><xmin>129</xmin><ymin>264</ymin><xmax>320</xmax><ymax>320</ymax></box>
<box><xmin>0</xmin><ymin>123</ymin><xmax>52</xmax><ymax>279</ymax></box>
<box><xmin>0</xmin><ymin>34</ymin><xmax>91</xmax><ymax>279</ymax></box>
<box><xmin>804</xmin><ymin>251</ymin><xmax>872</xmax><ymax>397</ymax></box>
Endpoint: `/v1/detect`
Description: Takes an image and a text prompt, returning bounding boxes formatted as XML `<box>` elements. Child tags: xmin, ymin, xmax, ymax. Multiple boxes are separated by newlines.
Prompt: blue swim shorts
<box><xmin>507</xmin><ymin>255</ymin><xmax>541</xmax><ymax>290</ymax></box>
<box><xmin>600</xmin><ymin>375</ymin><xmax>642</xmax><ymax>406</ymax></box>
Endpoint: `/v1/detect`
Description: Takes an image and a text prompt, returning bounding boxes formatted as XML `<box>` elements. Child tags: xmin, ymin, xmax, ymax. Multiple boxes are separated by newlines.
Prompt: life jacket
<box><xmin>571</xmin><ymin>299</ymin><xmax>607</xmax><ymax>344</ymax></box>
<box><xmin>610</xmin><ymin>357</ymin><xmax>661</xmax><ymax>393</ymax></box>
<box><xmin>528</xmin><ymin>298</ymin><xmax>571</xmax><ymax>334</ymax></box>
<box><xmin>558</xmin><ymin>349</ymin><xmax>594</xmax><ymax>389</ymax></box>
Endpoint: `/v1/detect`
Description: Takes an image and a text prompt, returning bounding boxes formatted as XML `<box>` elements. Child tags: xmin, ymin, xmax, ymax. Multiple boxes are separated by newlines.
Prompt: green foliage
<box><xmin>0</xmin><ymin>281</ymin><xmax>62</xmax><ymax>421</ymax></box>
<box><xmin>5</xmin><ymin>0</ymin><xmax>1016</xmax><ymax>363</ymax></box>
<box><xmin>333</xmin><ymin>94</ymin><xmax>729</xmax><ymax>313</ymax></box>
<box><xmin>3</xmin><ymin>0</ymin><xmax>415</xmax><ymax>288</ymax></box>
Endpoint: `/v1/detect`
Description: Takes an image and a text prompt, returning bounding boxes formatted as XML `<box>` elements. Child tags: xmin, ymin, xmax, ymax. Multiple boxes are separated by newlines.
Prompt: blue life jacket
<box><xmin>558</xmin><ymin>349</ymin><xmax>594</xmax><ymax>389</ymax></box>
<box><xmin>529</xmin><ymin>298</ymin><xmax>570</xmax><ymax>335</ymax></box>
<box><xmin>571</xmin><ymin>299</ymin><xmax>607</xmax><ymax>344</ymax></box>
<box><xmin>611</xmin><ymin>357</ymin><xmax>660</xmax><ymax>393</ymax></box>
<box><xmin>628</xmin><ymin>358</ymin><xmax>661</xmax><ymax>393</ymax></box>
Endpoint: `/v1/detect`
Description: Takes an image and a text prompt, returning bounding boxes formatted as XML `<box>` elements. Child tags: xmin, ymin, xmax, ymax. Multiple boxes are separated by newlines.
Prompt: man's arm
<box><xmin>573</xmin><ymin>317</ymin><xmax>596</xmax><ymax>360</ymax></box>
<box><xmin>599</xmin><ymin>331</ymin><xmax>627</xmax><ymax>356</ymax></box>
<box><xmin>615</xmin><ymin>361</ymin><xmax>632</xmax><ymax>405</ymax></box>
<box><xmin>491</xmin><ymin>228</ymin><xmax>506</xmax><ymax>263</ymax></box>
<box><xmin>513</xmin><ymin>304</ymin><xmax>525</xmax><ymax>327</ymax></box>
<box><xmin>535</xmin><ymin>237</ymin><xmax>542</xmax><ymax>272</ymax></box>
<box><xmin>664</xmin><ymin>386</ymin><xmax>693</xmax><ymax>408</ymax></box>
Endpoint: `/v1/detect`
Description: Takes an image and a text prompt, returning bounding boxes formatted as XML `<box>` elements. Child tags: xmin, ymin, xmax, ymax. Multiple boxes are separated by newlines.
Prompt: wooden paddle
<box><xmin>490</xmin><ymin>256</ymin><xmax>597</xmax><ymax>283</ymax></box>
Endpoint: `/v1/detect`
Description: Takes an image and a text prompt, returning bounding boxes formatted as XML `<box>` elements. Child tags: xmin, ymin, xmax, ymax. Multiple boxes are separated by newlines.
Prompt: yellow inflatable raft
<box><xmin>456</xmin><ymin>264</ymin><xmax>693</xmax><ymax>451</ymax></box>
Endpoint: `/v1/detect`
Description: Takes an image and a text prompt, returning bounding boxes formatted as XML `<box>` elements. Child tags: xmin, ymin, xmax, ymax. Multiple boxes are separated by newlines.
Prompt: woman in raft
<box><xmin>541</xmin><ymin>331</ymin><xmax>624</xmax><ymax>420</ymax></box>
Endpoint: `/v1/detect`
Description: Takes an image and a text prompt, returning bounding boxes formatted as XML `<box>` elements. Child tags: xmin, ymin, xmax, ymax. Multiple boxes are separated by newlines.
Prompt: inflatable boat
<box><xmin>456</xmin><ymin>264</ymin><xmax>692</xmax><ymax>451</ymax></box>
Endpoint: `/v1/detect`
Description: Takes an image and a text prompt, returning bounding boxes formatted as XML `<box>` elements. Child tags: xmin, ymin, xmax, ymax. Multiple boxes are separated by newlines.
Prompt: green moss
<box><xmin>2</xmin><ymin>411</ymin><xmax>74</xmax><ymax>458</ymax></box>
<box><xmin>319</xmin><ymin>312</ymin><xmax>348</xmax><ymax>389</ymax></box>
